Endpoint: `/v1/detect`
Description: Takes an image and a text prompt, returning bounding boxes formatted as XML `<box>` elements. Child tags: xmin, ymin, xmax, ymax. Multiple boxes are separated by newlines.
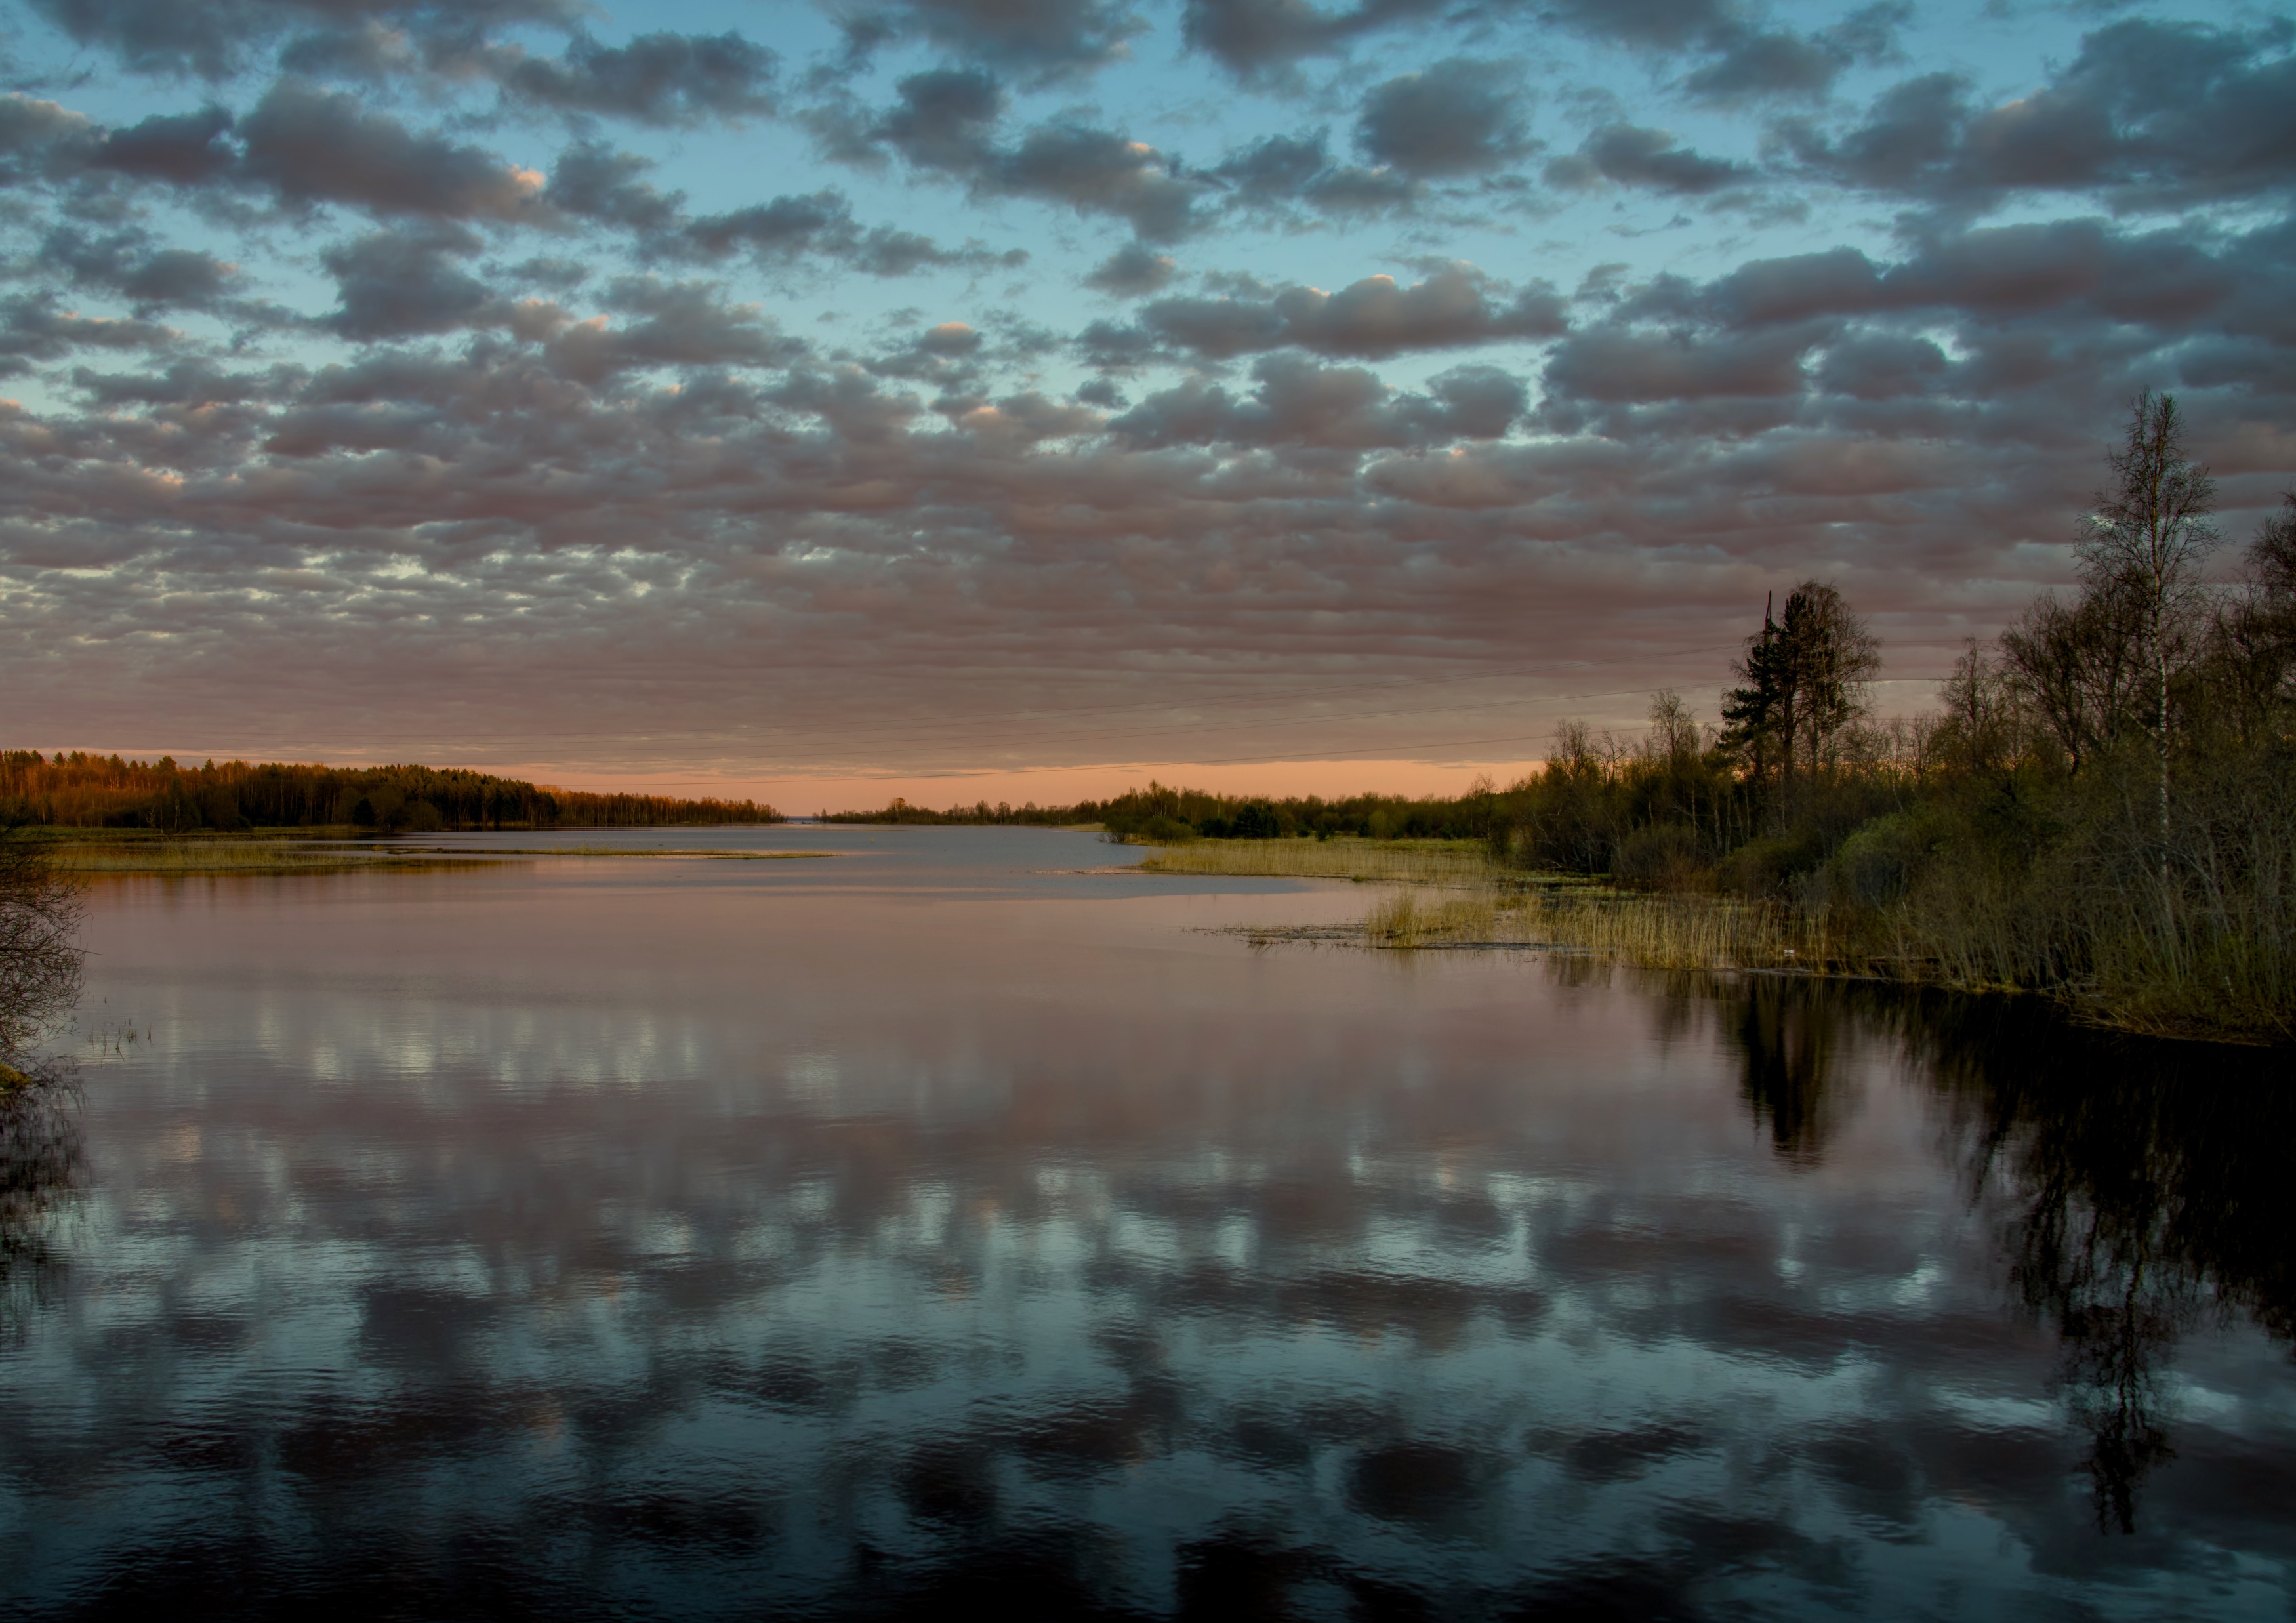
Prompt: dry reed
<box><xmin>1238</xmin><ymin>876</ymin><xmax>1832</xmax><ymax>970</ymax></box>
<box><xmin>1140</xmin><ymin>838</ymin><xmax>1494</xmax><ymax>886</ymax></box>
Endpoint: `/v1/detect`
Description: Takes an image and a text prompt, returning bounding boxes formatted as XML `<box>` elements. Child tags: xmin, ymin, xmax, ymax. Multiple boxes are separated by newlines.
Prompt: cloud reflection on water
<box><xmin>0</xmin><ymin>840</ymin><xmax>2289</xmax><ymax>1617</ymax></box>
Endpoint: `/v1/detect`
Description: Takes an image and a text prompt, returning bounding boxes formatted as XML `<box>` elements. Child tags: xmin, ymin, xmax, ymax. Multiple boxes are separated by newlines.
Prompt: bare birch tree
<box><xmin>2077</xmin><ymin>391</ymin><xmax>2219</xmax><ymax>874</ymax></box>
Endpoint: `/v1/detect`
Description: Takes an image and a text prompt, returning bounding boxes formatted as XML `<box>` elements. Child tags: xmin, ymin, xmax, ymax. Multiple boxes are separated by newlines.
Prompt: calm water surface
<box><xmin>2</xmin><ymin>826</ymin><xmax>2291</xmax><ymax>1618</ymax></box>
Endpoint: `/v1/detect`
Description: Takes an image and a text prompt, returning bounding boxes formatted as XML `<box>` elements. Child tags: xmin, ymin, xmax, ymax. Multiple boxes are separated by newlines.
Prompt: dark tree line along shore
<box><xmin>0</xmin><ymin>754</ymin><xmax>781</xmax><ymax>832</ymax></box>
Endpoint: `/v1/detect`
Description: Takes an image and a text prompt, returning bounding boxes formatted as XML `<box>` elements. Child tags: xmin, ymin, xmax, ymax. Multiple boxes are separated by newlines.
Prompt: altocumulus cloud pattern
<box><xmin>1</xmin><ymin>0</ymin><xmax>2292</xmax><ymax>777</ymax></box>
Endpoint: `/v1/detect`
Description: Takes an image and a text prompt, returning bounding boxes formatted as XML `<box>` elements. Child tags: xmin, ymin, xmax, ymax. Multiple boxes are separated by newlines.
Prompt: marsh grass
<box><xmin>1239</xmin><ymin>876</ymin><xmax>1832</xmax><ymax>970</ymax></box>
<box><xmin>1141</xmin><ymin>837</ymin><xmax>1494</xmax><ymax>886</ymax></box>
<box><xmin>1505</xmin><ymin>885</ymin><xmax>1829</xmax><ymax>970</ymax></box>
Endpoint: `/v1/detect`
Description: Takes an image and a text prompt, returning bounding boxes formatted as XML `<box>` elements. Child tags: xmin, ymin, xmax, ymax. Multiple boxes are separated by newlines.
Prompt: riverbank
<box><xmin>1155</xmin><ymin>836</ymin><xmax>2280</xmax><ymax>1044</ymax></box>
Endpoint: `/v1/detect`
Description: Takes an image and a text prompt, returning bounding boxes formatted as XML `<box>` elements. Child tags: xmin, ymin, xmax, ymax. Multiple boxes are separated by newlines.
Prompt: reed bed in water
<box><xmin>1140</xmin><ymin>838</ymin><xmax>1494</xmax><ymax>886</ymax></box>
<box><xmin>1294</xmin><ymin>882</ymin><xmax>1830</xmax><ymax>970</ymax></box>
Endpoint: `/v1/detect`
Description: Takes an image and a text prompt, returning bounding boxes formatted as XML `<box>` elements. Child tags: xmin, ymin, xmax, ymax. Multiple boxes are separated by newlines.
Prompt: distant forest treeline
<box><xmin>817</xmin><ymin>789</ymin><xmax>1484</xmax><ymax>840</ymax></box>
<box><xmin>0</xmin><ymin>752</ymin><xmax>780</xmax><ymax>831</ymax></box>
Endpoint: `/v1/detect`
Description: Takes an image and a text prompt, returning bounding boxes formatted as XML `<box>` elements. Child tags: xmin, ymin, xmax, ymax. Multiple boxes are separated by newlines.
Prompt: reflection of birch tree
<box><xmin>0</xmin><ymin>1085</ymin><xmax>81</xmax><ymax>1325</ymax></box>
<box><xmin>1729</xmin><ymin>978</ymin><xmax>1849</xmax><ymax>1164</ymax></box>
<box><xmin>1909</xmin><ymin>993</ymin><xmax>2294</xmax><ymax>1531</ymax></box>
<box><xmin>1</xmin><ymin>827</ymin><xmax>83</xmax><ymax>1069</ymax></box>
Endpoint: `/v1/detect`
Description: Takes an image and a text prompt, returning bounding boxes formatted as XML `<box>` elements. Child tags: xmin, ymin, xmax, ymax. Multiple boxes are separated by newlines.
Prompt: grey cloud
<box><xmin>239</xmin><ymin>81</ymin><xmax>543</xmax><ymax>219</ymax></box>
<box><xmin>678</xmin><ymin>195</ymin><xmax>989</xmax><ymax>277</ymax></box>
<box><xmin>1683</xmin><ymin>3</ymin><xmax>1910</xmax><ymax>104</ymax></box>
<box><xmin>0</xmin><ymin>95</ymin><xmax>94</xmax><ymax>184</ymax></box>
<box><xmin>682</xmin><ymin>192</ymin><xmax>853</xmax><ymax>261</ymax></box>
<box><xmin>1684</xmin><ymin>31</ymin><xmax>1846</xmax><ymax>102</ymax></box>
<box><xmin>321</xmin><ymin>225</ymin><xmax>495</xmax><ymax>340</ymax></box>
<box><xmin>1696</xmin><ymin>222</ymin><xmax>2236</xmax><ymax>330</ymax></box>
<box><xmin>44</xmin><ymin>227</ymin><xmax>239</xmax><ymax>310</ymax></box>
<box><xmin>87</xmin><ymin>106</ymin><xmax>236</xmax><ymax>184</ymax></box>
<box><xmin>69</xmin><ymin>357</ymin><xmax>293</xmax><ymax>407</ymax></box>
<box><xmin>848</xmin><ymin>73</ymin><xmax>1199</xmax><ymax>239</ymax></box>
<box><xmin>1074</xmin><ymin>318</ymin><xmax>1160</xmax><ymax>369</ymax></box>
<box><xmin>836</xmin><ymin>0</ymin><xmax>1143</xmax><ymax>81</ymax></box>
<box><xmin>1814</xmin><ymin>334</ymin><xmax>1946</xmax><ymax>401</ymax></box>
<box><xmin>1086</xmin><ymin>243</ymin><xmax>1176</xmax><ymax>297</ymax></box>
<box><xmin>1543</xmin><ymin>323</ymin><xmax>1820</xmax><ymax>403</ymax></box>
<box><xmin>27</xmin><ymin>0</ymin><xmax>585</xmax><ymax>81</ymax></box>
<box><xmin>1355</xmin><ymin>59</ymin><xmax>1531</xmax><ymax>178</ymax></box>
<box><xmin>546</xmin><ymin>146</ymin><xmax>982</xmax><ymax>279</ymax></box>
<box><xmin>1110</xmin><ymin>354</ymin><xmax>1523</xmax><ymax>449</ymax></box>
<box><xmin>502</xmin><ymin>31</ymin><xmax>778</xmax><ymax>125</ymax></box>
<box><xmin>1179</xmin><ymin>0</ymin><xmax>1444</xmax><ymax>77</ymax></box>
<box><xmin>1786</xmin><ymin>20</ymin><xmax>2296</xmax><ymax>208</ymax></box>
<box><xmin>1138</xmin><ymin>266</ymin><xmax>1567</xmax><ymax>359</ymax></box>
<box><xmin>547</xmin><ymin>277</ymin><xmax>809</xmax><ymax>383</ymax></box>
<box><xmin>768</xmin><ymin>365</ymin><xmax>922</xmax><ymax>445</ymax></box>
<box><xmin>549</xmin><ymin>143</ymin><xmax>682</xmax><ymax>233</ymax></box>
<box><xmin>876</xmin><ymin>68</ymin><xmax>1004</xmax><ymax>172</ymax></box>
<box><xmin>989</xmin><ymin>123</ymin><xmax>1200</xmax><ymax>241</ymax></box>
<box><xmin>1777</xmin><ymin>71</ymin><xmax>1962</xmax><ymax>193</ymax></box>
<box><xmin>0</xmin><ymin>291</ymin><xmax>176</xmax><ymax>376</ymax></box>
<box><xmin>1546</xmin><ymin>125</ymin><xmax>1755</xmax><ymax>195</ymax></box>
<box><xmin>1213</xmin><ymin>131</ymin><xmax>1423</xmax><ymax>218</ymax></box>
<box><xmin>1543</xmin><ymin>0</ymin><xmax>1734</xmax><ymax>52</ymax></box>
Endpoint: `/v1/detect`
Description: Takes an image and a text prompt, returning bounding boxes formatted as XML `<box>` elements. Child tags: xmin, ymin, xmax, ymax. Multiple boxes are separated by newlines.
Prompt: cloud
<box><xmin>846</xmin><ymin>72</ymin><xmax>1199</xmax><ymax>240</ymax></box>
<box><xmin>1212</xmin><ymin>131</ymin><xmax>1422</xmax><ymax>218</ymax></box>
<box><xmin>1134</xmin><ymin>266</ymin><xmax>1568</xmax><ymax>360</ymax></box>
<box><xmin>1783</xmin><ymin>20</ymin><xmax>2296</xmax><ymax>209</ymax></box>
<box><xmin>987</xmin><ymin>123</ymin><xmax>1202</xmax><ymax>241</ymax></box>
<box><xmin>501</xmin><ymin>31</ymin><xmax>778</xmax><ymax>125</ymax></box>
<box><xmin>0</xmin><ymin>290</ymin><xmax>176</xmax><ymax>377</ymax></box>
<box><xmin>1683</xmin><ymin>3</ymin><xmax>1910</xmax><ymax>104</ymax></box>
<box><xmin>1109</xmin><ymin>353</ymin><xmax>1526</xmax><ymax>449</ymax></box>
<box><xmin>836</xmin><ymin>0</ymin><xmax>1144</xmax><ymax>81</ymax></box>
<box><xmin>1355</xmin><ymin>60</ymin><xmax>1532</xmax><ymax>178</ymax></box>
<box><xmin>239</xmin><ymin>81</ymin><xmax>545</xmax><ymax>220</ymax></box>
<box><xmin>1544</xmin><ymin>125</ymin><xmax>1755</xmax><ymax>195</ymax></box>
<box><xmin>43</xmin><ymin>226</ymin><xmax>240</xmax><ymax>311</ymax></box>
<box><xmin>1690</xmin><ymin>222</ymin><xmax>2237</xmax><ymax>329</ymax></box>
<box><xmin>1543</xmin><ymin>321</ymin><xmax>1819</xmax><ymax>402</ymax></box>
<box><xmin>548</xmin><ymin>142</ymin><xmax>682</xmax><ymax>232</ymax></box>
<box><xmin>87</xmin><ymin>105</ymin><xmax>236</xmax><ymax>184</ymax></box>
<box><xmin>546</xmin><ymin>277</ymin><xmax>808</xmax><ymax>383</ymax></box>
<box><xmin>543</xmin><ymin>142</ymin><xmax>988</xmax><ymax>278</ymax></box>
<box><xmin>1179</xmin><ymin>0</ymin><xmax>1444</xmax><ymax>77</ymax></box>
<box><xmin>321</xmin><ymin>224</ymin><xmax>496</xmax><ymax>339</ymax></box>
<box><xmin>0</xmin><ymin>94</ymin><xmax>95</xmax><ymax>184</ymax></box>
<box><xmin>875</xmin><ymin>68</ymin><xmax>1004</xmax><ymax>172</ymax></box>
<box><xmin>1086</xmin><ymin>243</ymin><xmax>1176</xmax><ymax>297</ymax></box>
<box><xmin>25</xmin><ymin>0</ymin><xmax>587</xmax><ymax>81</ymax></box>
<box><xmin>1543</xmin><ymin>0</ymin><xmax>1734</xmax><ymax>53</ymax></box>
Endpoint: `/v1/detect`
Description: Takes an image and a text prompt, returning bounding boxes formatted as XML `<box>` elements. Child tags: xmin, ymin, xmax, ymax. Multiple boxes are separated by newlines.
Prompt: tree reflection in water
<box><xmin>1707</xmin><ymin>972</ymin><xmax>2295</xmax><ymax>1532</ymax></box>
<box><xmin>0</xmin><ymin>1073</ymin><xmax>81</xmax><ymax>1328</ymax></box>
<box><xmin>1730</xmin><ymin>979</ymin><xmax>1850</xmax><ymax>1164</ymax></box>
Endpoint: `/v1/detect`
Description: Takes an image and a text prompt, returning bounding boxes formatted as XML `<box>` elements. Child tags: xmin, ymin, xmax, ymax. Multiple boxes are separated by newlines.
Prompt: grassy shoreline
<box><xmin>1152</xmin><ymin>837</ymin><xmax>2270</xmax><ymax>1043</ymax></box>
<box><xmin>1137</xmin><ymin>836</ymin><xmax>1496</xmax><ymax>886</ymax></box>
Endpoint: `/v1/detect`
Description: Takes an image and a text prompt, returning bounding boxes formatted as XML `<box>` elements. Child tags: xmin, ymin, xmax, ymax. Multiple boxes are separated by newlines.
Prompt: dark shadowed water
<box><xmin>2</xmin><ymin>826</ymin><xmax>2291</xmax><ymax>1619</ymax></box>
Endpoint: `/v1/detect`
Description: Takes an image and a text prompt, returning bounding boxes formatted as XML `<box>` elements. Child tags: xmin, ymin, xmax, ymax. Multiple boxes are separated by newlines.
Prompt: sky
<box><xmin>1</xmin><ymin>0</ymin><xmax>2291</xmax><ymax>809</ymax></box>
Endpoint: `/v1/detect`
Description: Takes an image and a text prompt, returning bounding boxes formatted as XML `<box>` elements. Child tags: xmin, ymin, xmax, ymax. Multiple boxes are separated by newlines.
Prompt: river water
<box><xmin>1</xmin><ymin>826</ymin><xmax>2290</xmax><ymax>1619</ymax></box>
